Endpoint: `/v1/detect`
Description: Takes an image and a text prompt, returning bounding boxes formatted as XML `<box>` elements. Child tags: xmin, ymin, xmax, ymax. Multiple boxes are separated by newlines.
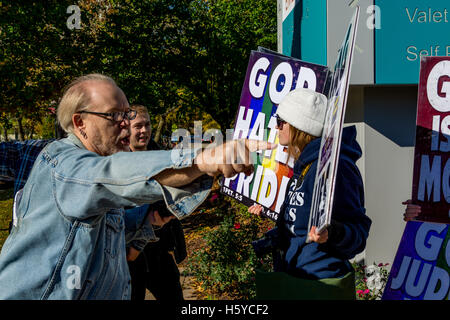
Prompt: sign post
<box><xmin>308</xmin><ymin>7</ymin><xmax>360</xmax><ymax>233</ymax></box>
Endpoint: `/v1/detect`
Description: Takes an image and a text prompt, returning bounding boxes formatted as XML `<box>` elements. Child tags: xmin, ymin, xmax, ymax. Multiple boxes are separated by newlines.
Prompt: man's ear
<box><xmin>72</xmin><ymin>113</ymin><xmax>85</xmax><ymax>131</ymax></box>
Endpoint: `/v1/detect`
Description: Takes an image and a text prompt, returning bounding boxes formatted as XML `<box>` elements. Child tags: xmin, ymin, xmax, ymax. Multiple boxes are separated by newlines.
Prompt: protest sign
<box><xmin>308</xmin><ymin>6</ymin><xmax>360</xmax><ymax>233</ymax></box>
<box><xmin>382</xmin><ymin>221</ymin><xmax>450</xmax><ymax>300</ymax></box>
<box><xmin>411</xmin><ymin>56</ymin><xmax>450</xmax><ymax>224</ymax></box>
<box><xmin>383</xmin><ymin>56</ymin><xmax>450</xmax><ymax>300</ymax></box>
<box><xmin>221</xmin><ymin>50</ymin><xmax>330</xmax><ymax>221</ymax></box>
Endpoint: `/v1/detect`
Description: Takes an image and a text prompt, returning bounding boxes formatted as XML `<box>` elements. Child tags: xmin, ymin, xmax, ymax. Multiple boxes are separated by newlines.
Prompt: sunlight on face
<box><xmin>80</xmin><ymin>81</ymin><xmax>131</xmax><ymax>156</ymax></box>
<box><xmin>129</xmin><ymin>113</ymin><xmax>151</xmax><ymax>151</ymax></box>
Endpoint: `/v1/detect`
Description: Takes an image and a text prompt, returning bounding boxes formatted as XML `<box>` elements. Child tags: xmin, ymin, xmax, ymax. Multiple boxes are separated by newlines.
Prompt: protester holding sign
<box><xmin>409</xmin><ymin>57</ymin><xmax>450</xmax><ymax>224</ymax></box>
<box><xmin>402</xmin><ymin>200</ymin><xmax>421</xmax><ymax>222</ymax></box>
<box><xmin>250</xmin><ymin>88</ymin><xmax>372</xmax><ymax>299</ymax></box>
<box><xmin>383</xmin><ymin>57</ymin><xmax>449</xmax><ymax>301</ymax></box>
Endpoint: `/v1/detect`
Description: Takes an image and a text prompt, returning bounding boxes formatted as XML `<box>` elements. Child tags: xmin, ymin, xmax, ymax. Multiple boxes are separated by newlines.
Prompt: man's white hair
<box><xmin>57</xmin><ymin>74</ymin><xmax>117</xmax><ymax>133</ymax></box>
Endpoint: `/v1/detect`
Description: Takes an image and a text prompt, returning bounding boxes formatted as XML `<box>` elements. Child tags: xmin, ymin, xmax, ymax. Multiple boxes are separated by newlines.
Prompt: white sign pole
<box><xmin>308</xmin><ymin>6</ymin><xmax>360</xmax><ymax>235</ymax></box>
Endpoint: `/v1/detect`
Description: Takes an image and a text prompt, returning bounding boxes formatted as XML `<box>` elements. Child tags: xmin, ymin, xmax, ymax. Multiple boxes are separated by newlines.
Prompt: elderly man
<box><xmin>0</xmin><ymin>74</ymin><xmax>273</xmax><ymax>299</ymax></box>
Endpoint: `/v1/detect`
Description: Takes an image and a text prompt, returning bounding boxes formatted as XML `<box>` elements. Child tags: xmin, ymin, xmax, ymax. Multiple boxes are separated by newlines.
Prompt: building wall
<box><xmin>344</xmin><ymin>85</ymin><xmax>419</xmax><ymax>266</ymax></box>
<box><xmin>327</xmin><ymin>0</ymin><xmax>374</xmax><ymax>85</ymax></box>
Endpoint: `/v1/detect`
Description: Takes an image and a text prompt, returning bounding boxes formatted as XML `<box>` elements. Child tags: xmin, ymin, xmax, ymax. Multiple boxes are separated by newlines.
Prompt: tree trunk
<box><xmin>16</xmin><ymin>117</ymin><xmax>24</xmax><ymax>141</ymax></box>
<box><xmin>28</xmin><ymin>126</ymin><xmax>35</xmax><ymax>140</ymax></box>
<box><xmin>154</xmin><ymin>105</ymin><xmax>182</xmax><ymax>144</ymax></box>
<box><xmin>2</xmin><ymin>126</ymin><xmax>8</xmax><ymax>141</ymax></box>
<box><xmin>153</xmin><ymin>115</ymin><xmax>165</xmax><ymax>144</ymax></box>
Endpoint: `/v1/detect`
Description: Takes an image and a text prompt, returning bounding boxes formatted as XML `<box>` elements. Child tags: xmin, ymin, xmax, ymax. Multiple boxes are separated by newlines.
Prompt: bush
<box><xmin>353</xmin><ymin>262</ymin><xmax>390</xmax><ymax>300</ymax></box>
<box><xmin>186</xmin><ymin>195</ymin><xmax>274</xmax><ymax>299</ymax></box>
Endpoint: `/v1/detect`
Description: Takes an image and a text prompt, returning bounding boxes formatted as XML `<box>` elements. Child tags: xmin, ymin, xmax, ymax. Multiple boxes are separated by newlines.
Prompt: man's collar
<box><xmin>129</xmin><ymin>147</ymin><xmax>147</xmax><ymax>152</ymax></box>
<box><xmin>67</xmin><ymin>133</ymin><xmax>87</xmax><ymax>150</ymax></box>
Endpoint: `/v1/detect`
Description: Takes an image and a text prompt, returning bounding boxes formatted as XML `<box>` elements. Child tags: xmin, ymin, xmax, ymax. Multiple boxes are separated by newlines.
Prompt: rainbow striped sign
<box><xmin>221</xmin><ymin>49</ymin><xmax>330</xmax><ymax>221</ymax></box>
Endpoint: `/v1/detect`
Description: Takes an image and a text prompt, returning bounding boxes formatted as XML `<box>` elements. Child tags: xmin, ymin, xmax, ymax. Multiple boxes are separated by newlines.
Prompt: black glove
<box><xmin>326</xmin><ymin>219</ymin><xmax>346</xmax><ymax>245</ymax></box>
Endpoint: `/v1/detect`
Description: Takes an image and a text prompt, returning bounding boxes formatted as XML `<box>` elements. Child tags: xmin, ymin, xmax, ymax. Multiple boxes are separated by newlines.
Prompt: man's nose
<box><xmin>120</xmin><ymin>117</ymin><xmax>130</xmax><ymax>128</ymax></box>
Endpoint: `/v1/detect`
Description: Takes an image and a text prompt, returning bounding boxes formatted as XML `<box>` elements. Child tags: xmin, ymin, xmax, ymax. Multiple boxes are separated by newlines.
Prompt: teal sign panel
<box><xmin>375</xmin><ymin>0</ymin><xmax>450</xmax><ymax>84</ymax></box>
<box><xmin>282</xmin><ymin>0</ymin><xmax>327</xmax><ymax>65</ymax></box>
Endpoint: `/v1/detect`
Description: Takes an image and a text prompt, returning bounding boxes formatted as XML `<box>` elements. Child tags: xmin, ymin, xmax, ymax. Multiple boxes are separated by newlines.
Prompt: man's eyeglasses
<box><xmin>275</xmin><ymin>114</ymin><xmax>286</xmax><ymax>129</ymax></box>
<box><xmin>79</xmin><ymin>109</ymin><xmax>137</xmax><ymax>122</ymax></box>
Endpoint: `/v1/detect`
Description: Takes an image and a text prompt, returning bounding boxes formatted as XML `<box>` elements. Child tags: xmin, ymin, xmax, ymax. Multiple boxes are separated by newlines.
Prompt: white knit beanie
<box><xmin>276</xmin><ymin>88</ymin><xmax>328</xmax><ymax>137</ymax></box>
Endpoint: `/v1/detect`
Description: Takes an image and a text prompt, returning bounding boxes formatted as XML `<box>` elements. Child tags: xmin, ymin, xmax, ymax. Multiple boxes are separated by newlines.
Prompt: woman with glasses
<box><xmin>249</xmin><ymin>88</ymin><xmax>372</xmax><ymax>300</ymax></box>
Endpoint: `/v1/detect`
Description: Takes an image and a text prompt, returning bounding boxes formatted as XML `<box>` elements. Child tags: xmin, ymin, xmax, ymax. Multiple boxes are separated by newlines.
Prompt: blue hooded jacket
<box><xmin>277</xmin><ymin>125</ymin><xmax>371</xmax><ymax>280</ymax></box>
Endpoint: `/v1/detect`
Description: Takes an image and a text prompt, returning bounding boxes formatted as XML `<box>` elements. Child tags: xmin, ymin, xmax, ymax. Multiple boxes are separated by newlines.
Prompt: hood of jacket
<box><xmin>295</xmin><ymin>125</ymin><xmax>361</xmax><ymax>170</ymax></box>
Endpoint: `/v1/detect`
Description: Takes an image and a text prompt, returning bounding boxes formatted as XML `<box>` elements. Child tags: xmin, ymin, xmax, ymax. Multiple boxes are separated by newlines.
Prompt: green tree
<box><xmin>85</xmin><ymin>0</ymin><xmax>277</xmax><ymax>132</ymax></box>
<box><xmin>1</xmin><ymin>0</ymin><xmax>277</xmax><ymax>139</ymax></box>
<box><xmin>169</xmin><ymin>0</ymin><xmax>277</xmax><ymax>130</ymax></box>
<box><xmin>0</xmin><ymin>1</ymin><xmax>77</xmax><ymax>139</ymax></box>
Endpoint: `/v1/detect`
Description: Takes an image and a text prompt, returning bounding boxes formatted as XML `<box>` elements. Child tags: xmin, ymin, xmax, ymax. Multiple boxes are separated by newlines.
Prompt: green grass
<box><xmin>0</xmin><ymin>188</ymin><xmax>14</xmax><ymax>251</ymax></box>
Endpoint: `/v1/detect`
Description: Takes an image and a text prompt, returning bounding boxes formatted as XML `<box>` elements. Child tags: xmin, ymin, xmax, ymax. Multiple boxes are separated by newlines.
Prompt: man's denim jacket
<box><xmin>0</xmin><ymin>134</ymin><xmax>212</xmax><ymax>299</ymax></box>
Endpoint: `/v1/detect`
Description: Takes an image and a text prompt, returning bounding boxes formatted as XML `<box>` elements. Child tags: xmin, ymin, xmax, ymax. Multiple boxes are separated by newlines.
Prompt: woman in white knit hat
<box><xmin>249</xmin><ymin>88</ymin><xmax>372</xmax><ymax>300</ymax></box>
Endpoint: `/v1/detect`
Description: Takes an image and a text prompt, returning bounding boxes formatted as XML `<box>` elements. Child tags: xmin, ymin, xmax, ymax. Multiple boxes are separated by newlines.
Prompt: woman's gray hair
<box><xmin>57</xmin><ymin>74</ymin><xmax>117</xmax><ymax>133</ymax></box>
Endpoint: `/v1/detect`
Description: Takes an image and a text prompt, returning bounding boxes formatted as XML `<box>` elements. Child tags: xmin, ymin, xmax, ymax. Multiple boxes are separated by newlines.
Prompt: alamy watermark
<box><xmin>170</xmin><ymin>121</ymin><xmax>278</xmax><ymax>167</ymax></box>
<box><xmin>66</xmin><ymin>265</ymin><xmax>81</xmax><ymax>290</ymax></box>
<box><xmin>66</xmin><ymin>5</ymin><xmax>81</xmax><ymax>30</ymax></box>
<box><xmin>366</xmin><ymin>5</ymin><xmax>381</xmax><ymax>30</ymax></box>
